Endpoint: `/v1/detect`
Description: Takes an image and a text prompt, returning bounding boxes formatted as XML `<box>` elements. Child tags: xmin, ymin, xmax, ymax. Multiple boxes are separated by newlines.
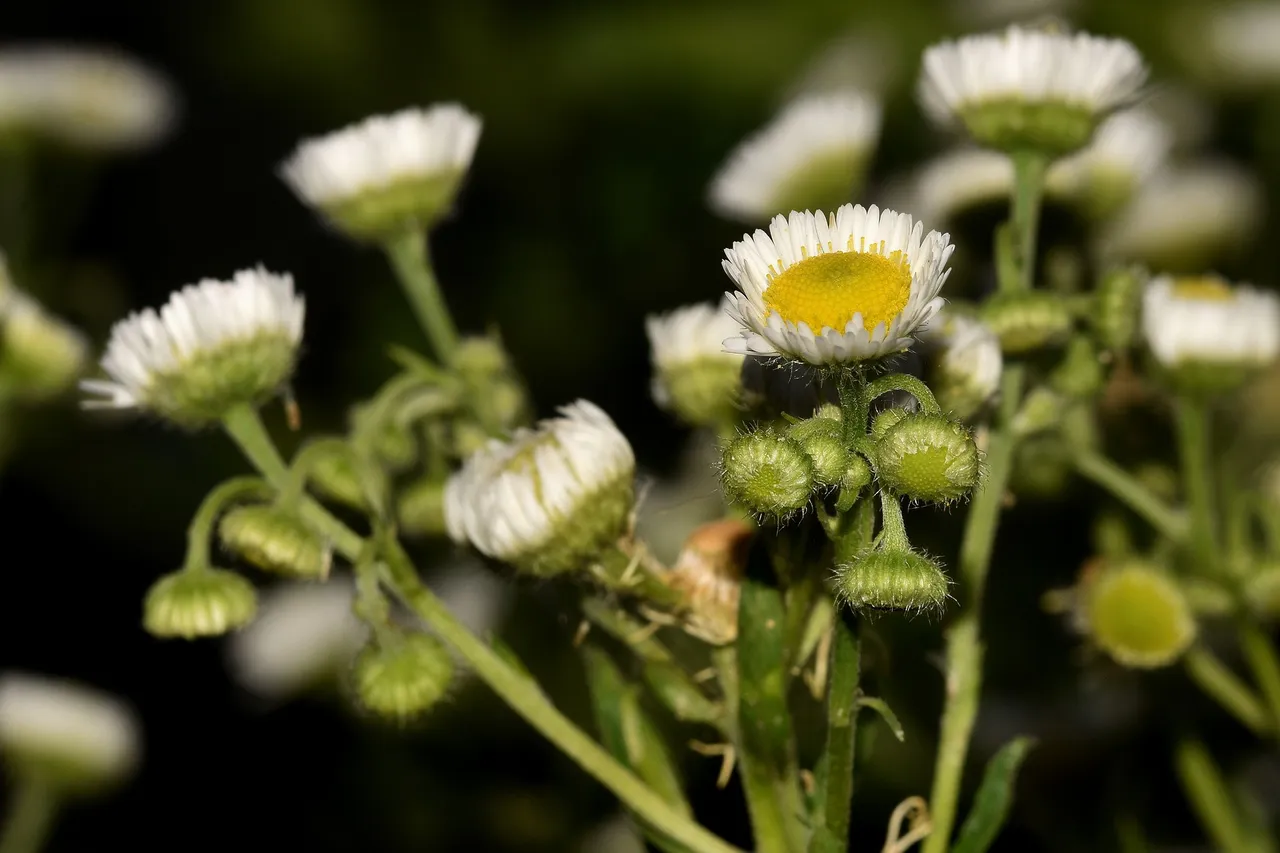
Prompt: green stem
<box><xmin>1073</xmin><ymin>449</ymin><xmax>1187</xmax><ymax>543</ymax></box>
<box><xmin>877</xmin><ymin>490</ymin><xmax>911</xmax><ymax>552</ymax></box>
<box><xmin>1238</xmin><ymin>623</ymin><xmax>1280</xmax><ymax>735</ymax></box>
<box><xmin>183</xmin><ymin>476</ymin><xmax>274</xmax><ymax>569</ymax></box>
<box><xmin>862</xmin><ymin>372</ymin><xmax>942</xmax><ymax>416</ymax></box>
<box><xmin>383</xmin><ymin>230</ymin><xmax>460</xmax><ymax>365</ymax></box>
<box><xmin>0</xmin><ymin>778</ymin><xmax>57</xmax><ymax>853</ymax></box>
<box><xmin>1009</xmin><ymin>150</ymin><xmax>1047</xmax><ymax>292</ymax></box>
<box><xmin>1184</xmin><ymin>646</ymin><xmax>1270</xmax><ymax>736</ymax></box>
<box><xmin>813</xmin><ymin>617</ymin><xmax>861</xmax><ymax>851</ymax></box>
<box><xmin>922</xmin><ymin>364</ymin><xmax>1024</xmax><ymax>853</ymax></box>
<box><xmin>1174</xmin><ymin>738</ymin><xmax>1251</xmax><ymax>853</ymax></box>
<box><xmin>1174</xmin><ymin>398</ymin><xmax>1219</xmax><ymax>575</ymax></box>
<box><xmin>220</xmin><ymin>417</ymin><xmax>740</xmax><ymax>853</ymax></box>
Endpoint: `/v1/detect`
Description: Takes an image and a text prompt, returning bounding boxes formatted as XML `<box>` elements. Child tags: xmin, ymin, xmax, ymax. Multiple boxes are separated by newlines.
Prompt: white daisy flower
<box><xmin>80</xmin><ymin>266</ymin><xmax>305</xmax><ymax>427</ymax></box>
<box><xmin>1142</xmin><ymin>275</ymin><xmax>1280</xmax><ymax>378</ymax></box>
<box><xmin>1098</xmin><ymin>162</ymin><xmax>1263</xmax><ymax>271</ymax></box>
<box><xmin>280</xmin><ymin>104</ymin><xmax>482</xmax><ymax>240</ymax></box>
<box><xmin>910</xmin><ymin>147</ymin><xmax>1013</xmax><ymax>223</ymax></box>
<box><xmin>919</xmin><ymin>25</ymin><xmax>1147</xmax><ymax>153</ymax></box>
<box><xmin>0</xmin><ymin>46</ymin><xmax>176</xmax><ymax>150</ymax></box>
<box><xmin>921</xmin><ymin>310</ymin><xmax>1003</xmax><ymax>418</ymax></box>
<box><xmin>226</xmin><ymin>581</ymin><xmax>366</xmax><ymax>703</ymax></box>
<box><xmin>708</xmin><ymin>92</ymin><xmax>881</xmax><ymax>223</ymax></box>
<box><xmin>720</xmin><ymin>204</ymin><xmax>954</xmax><ymax>366</ymax></box>
<box><xmin>0</xmin><ymin>672</ymin><xmax>140</xmax><ymax>792</ymax></box>
<box><xmin>445</xmin><ymin>400</ymin><xmax>635</xmax><ymax>577</ymax></box>
<box><xmin>1047</xmin><ymin>108</ymin><xmax>1173</xmax><ymax>217</ymax></box>
<box><xmin>645</xmin><ymin>297</ymin><xmax>745</xmax><ymax>425</ymax></box>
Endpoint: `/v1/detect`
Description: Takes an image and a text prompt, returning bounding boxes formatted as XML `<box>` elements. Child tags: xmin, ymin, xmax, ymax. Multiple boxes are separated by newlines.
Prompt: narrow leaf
<box><xmin>854</xmin><ymin>696</ymin><xmax>905</xmax><ymax>743</ymax></box>
<box><xmin>951</xmin><ymin>736</ymin><xmax>1035</xmax><ymax>853</ymax></box>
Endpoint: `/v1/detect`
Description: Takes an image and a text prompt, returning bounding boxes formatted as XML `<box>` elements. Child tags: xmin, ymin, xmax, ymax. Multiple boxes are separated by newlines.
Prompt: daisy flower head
<box><xmin>444</xmin><ymin>400</ymin><xmax>635</xmax><ymax>577</ymax></box>
<box><xmin>280</xmin><ymin>103</ymin><xmax>482</xmax><ymax>241</ymax></box>
<box><xmin>80</xmin><ymin>266</ymin><xmax>305</xmax><ymax>427</ymax></box>
<box><xmin>1046</xmin><ymin>108</ymin><xmax>1174</xmax><ymax>218</ymax></box>
<box><xmin>720</xmin><ymin>204</ymin><xmax>954</xmax><ymax>367</ymax></box>
<box><xmin>920</xmin><ymin>309</ymin><xmax>1003</xmax><ymax>419</ymax></box>
<box><xmin>645</xmin><ymin>296</ymin><xmax>745</xmax><ymax>426</ymax></box>
<box><xmin>708</xmin><ymin>91</ymin><xmax>882</xmax><ymax>223</ymax></box>
<box><xmin>911</xmin><ymin>147</ymin><xmax>1014</xmax><ymax>224</ymax></box>
<box><xmin>918</xmin><ymin>24</ymin><xmax>1147</xmax><ymax>155</ymax></box>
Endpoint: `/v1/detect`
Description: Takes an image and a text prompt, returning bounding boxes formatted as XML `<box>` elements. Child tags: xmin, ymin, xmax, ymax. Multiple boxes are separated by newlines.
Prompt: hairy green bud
<box><xmin>875</xmin><ymin>414</ymin><xmax>981</xmax><ymax>505</ymax></box>
<box><xmin>721</xmin><ymin>429</ymin><xmax>815</xmax><ymax>519</ymax></box>
<box><xmin>836</xmin><ymin>549</ymin><xmax>950</xmax><ymax>613</ymax></box>
<box><xmin>219</xmin><ymin>505</ymin><xmax>332</xmax><ymax>580</ymax></box>
<box><xmin>787</xmin><ymin>415</ymin><xmax>849</xmax><ymax>487</ymax></box>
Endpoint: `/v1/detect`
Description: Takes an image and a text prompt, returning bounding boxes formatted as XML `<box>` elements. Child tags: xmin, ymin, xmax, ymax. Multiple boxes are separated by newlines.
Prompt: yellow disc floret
<box><xmin>1172</xmin><ymin>277</ymin><xmax>1234</xmax><ymax>301</ymax></box>
<box><xmin>763</xmin><ymin>247</ymin><xmax>911</xmax><ymax>333</ymax></box>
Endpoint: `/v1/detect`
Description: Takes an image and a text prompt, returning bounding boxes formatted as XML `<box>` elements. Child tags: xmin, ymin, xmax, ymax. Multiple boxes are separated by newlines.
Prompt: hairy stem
<box><xmin>383</xmin><ymin>229</ymin><xmax>461</xmax><ymax>365</ymax></box>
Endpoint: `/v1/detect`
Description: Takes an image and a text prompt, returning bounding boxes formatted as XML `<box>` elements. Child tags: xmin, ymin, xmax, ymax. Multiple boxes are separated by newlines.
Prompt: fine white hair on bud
<box><xmin>0</xmin><ymin>672</ymin><xmax>141</xmax><ymax>793</ymax></box>
<box><xmin>80</xmin><ymin>266</ymin><xmax>305</xmax><ymax>427</ymax></box>
<box><xmin>875</xmin><ymin>413</ymin><xmax>982</xmax><ymax>505</ymax></box>
<box><xmin>280</xmin><ymin>103</ymin><xmax>482</xmax><ymax>240</ymax></box>
<box><xmin>720</xmin><ymin>427</ymin><xmax>816</xmax><ymax>520</ymax></box>
<box><xmin>444</xmin><ymin>400</ymin><xmax>636</xmax><ymax>577</ymax></box>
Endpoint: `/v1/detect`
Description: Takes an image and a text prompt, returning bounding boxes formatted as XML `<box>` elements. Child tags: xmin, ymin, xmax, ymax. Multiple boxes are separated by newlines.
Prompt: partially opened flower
<box><xmin>0</xmin><ymin>45</ymin><xmax>176</xmax><ymax>150</ymax></box>
<box><xmin>920</xmin><ymin>310</ymin><xmax>1003</xmax><ymax>419</ymax></box>
<box><xmin>919</xmin><ymin>25</ymin><xmax>1146</xmax><ymax>154</ymax></box>
<box><xmin>709</xmin><ymin>92</ymin><xmax>881</xmax><ymax>222</ymax></box>
<box><xmin>1047</xmin><ymin>108</ymin><xmax>1173</xmax><ymax>217</ymax></box>
<box><xmin>0</xmin><ymin>673</ymin><xmax>140</xmax><ymax>793</ymax></box>
<box><xmin>80</xmin><ymin>267</ymin><xmax>305</xmax><ymax>427</ymax></box>
<box><xmin>281</xmin><ymin>104</ymin><xmax>482</xmax><ymax>241</ymax></box>
<box><xmin>721</xmin><ymin>204</ymin><xmax>953</xmax><ymax>366</ymax></box>
<box><xmin>1142</xmin><ymin>274</ymin><xmax>1280</xmax><ymax>391</ymax></box>
<box><xmin>445</xmin><ymin>401</ymin><xmax>635</xmax><ymax>577</ymax></box>
<box><xmin>645</xmin><ymin>297</ymin><xmax>745</xmax><ymax>426</ymax></box>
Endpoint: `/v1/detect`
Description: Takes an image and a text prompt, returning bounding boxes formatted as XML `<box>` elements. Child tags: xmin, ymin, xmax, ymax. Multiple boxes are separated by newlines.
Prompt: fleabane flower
<box><xmin>0</xmin><ymin>46</ymin><xmax>176</xmax><ymax>150</ymax></box>
<box><xmin>721</xmin><ymin>204</ymin><xmax>954</xmax><ymax>366</ymax></box>
<box><xmin>445</xmin><ymin>401</ymin><xmax>635</xmax><ymax>577</ymax></box>
<box><xmin>708</xmin><ymin>92</ymin><xmax>882</xmax><ymax>222</ymax></box>
<box><xmin>0</xmin><ymin>672</ymin><xmax>140</xmax><ymax>793</ymax></box>
<box><xmin>921</xmin><ymin>310</ymin><xmax>1003</xmax><ymax>419</ymax></box>
<box><xmin>1177</xmin><ymin>1</ymin><xmax>1280</xmax><ymax>89</ymax></box>
<box><xmin>918</xmin><ymin>25</ymin><xmax>1146</xmax><ymax>154</ymax></box>
<box><xmin>1142</xmin><ymin>274</ymin><xmax>1280</xmax><ymax>392</ymax></box>
<box><xmin>1046</xmin><ymin>108</ymin><xmax>1173</xmax><ymax>218</ymax></box>
<box><xmin>645</xmin><ymin>297</ymin><xmax>745</xmax><ymax>425</ymax></box>
<box><xmin>80</xmin><ymin>267</ymin><xmax>304</xmax><ymax>427</ymax></box>
<box><xmin>280</xmin><ymin>103</ymin><xmax>482</xmax><ymax>241</ymax></box>
<box><xmin>910</xmin><ymin>148</ymin><xmax>1013</xmax><ymax>224</ymax></box>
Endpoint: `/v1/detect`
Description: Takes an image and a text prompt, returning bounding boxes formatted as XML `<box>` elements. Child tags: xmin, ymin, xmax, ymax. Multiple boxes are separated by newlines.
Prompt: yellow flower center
<box><xmin>1172</xmin><ymin>277</ymin><xmax>1234</xmax><ymax>301</ymax></box>
<box><xmin>763</xmin><ymin>248</ymin><xmax>912</xmax><ymax>333</ymax></box>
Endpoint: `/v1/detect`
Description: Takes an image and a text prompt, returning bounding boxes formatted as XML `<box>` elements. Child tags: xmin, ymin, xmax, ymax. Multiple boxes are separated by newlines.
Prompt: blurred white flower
<box><xmin>1201</xmin><ymin>1</ymin><xmax>1280</xmax><ymax>86</ymax></box>
<box><xmin>910</xmin><ymin>147</ymin><xmax>1013</xmax><ymax>223</ymax></box>
<box><xmin>645</xmin><ymin>297</ymin><xmax>744</xmax><ymax>425</ymax></box>
<box><xmin>1047</xmin><ymin>109</ymin><xmax>1173</xmax><ymax>217</ymax></box>
<box><xmin>1142</xmin><ymin>275</ymin><xmax>1280</xmax><ymax>370</ymax></box>
<box><xmin>920</xmin><ymin>310</ymin><xmax>1003</xmax><ymax>419</ymax></box>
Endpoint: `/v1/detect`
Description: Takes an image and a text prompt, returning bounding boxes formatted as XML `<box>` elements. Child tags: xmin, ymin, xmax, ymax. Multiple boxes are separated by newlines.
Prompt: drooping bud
<box><xmin>720</xmin><ymin>428</ymin><xmax>815</xmax><ymax>520</ymax></box>
<box><xmin>980</xmin><ymin>291</ymin><xmax>1074</xmax><ymax>354</ymax></box>
<box><xmin>0</xmin><ymin>288</ymin><xmax>88</xmax><ymax>401</ymax></box>
<box><xmin>1011</xmin><ymin>434</ymin><xmax>1074</xmax><ymax>499</ymax></box>
<box><xmin>836</xmin><ymin>549</ymin><xmax>950</xmax><ymax>614</ymax></box>
<box><xmin>352</xmin><ymin>633</ymin><xmax>454</xmax><ymax>723</ymax></box>
<box><xmin>870</xmin><ymin>406</ymin><xmax>911</xmax><ymax>441</ymax></box>
<box><xmin>645</xmin><ymin>299</ymin><xmax>745</xmax><ymax>427</ymax></box>
<box><xmin>875</xmin><ymin>413</ymin><xmax>981</xmax><ymax>505</ymax></box>
<box><xmin>787</xmin><ymin>415</ymin><xmax>849</xmax><ymax>487</ymax></box>
<box><xmin>305</xmin><ymin>443</ymin><xmax>370</xmax><ymax>512</ymax></box>
<box><xmin>1012</xmin><ymin>387</ymin><xmax>1066</xmax><ymax>438</ymax></box>
<box><xmin>143</xmin><ymin>568</ymin><xmax>258</xmax><ymax>639</ymax></box>
<box><xmin>1084</xmin><ymin>561</ymin><xmax>1196</xmax><ymax>669</ymax></box>
<box><xmin>396</xmin><ymin>477</ymin><xmax>447</xmax><ymax>538</ymax></box>
<box><xmin>662</xmin><ymin>519</ymin><xmax>753</xmax><ymax>645</ymax></box>
<box><xmin>1051</xmin><ymin>336</ymin><xmax>1105</xmax><ymax>398</ymax></box>
<box><xmin>1092</xmin><ymin>266</ymin><xmax>1145</xmax><ymax>351</ymax></box>
<box><xmin>921</xmin><ymin>310</ymin><xmax>1002</xmax><ymax>421</ymax></box>
<box><xmin>455</xmin><ymin>335</ymin><xmax>532</xmax><ymax>432</ymax></box>
<box><xmin>219</xmin><ymin>505</ymin><xmax>332</xmax><ymax>580</ymax></box>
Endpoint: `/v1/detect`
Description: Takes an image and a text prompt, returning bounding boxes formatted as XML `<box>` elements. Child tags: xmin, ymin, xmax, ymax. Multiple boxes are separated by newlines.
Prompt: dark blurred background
<box><xmin>2</xmin><ymin>0</ymin><xmax>1280</xmax><ymax>850</ymax></box>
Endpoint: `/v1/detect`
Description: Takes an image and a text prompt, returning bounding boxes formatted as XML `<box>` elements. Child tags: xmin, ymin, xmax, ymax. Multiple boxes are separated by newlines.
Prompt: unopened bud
<box><xmin>219</xmin><ymin>505</ymin><xmax>332</xmax><ymax>580</ymax></box>
<box><xmin>143</xmin><ymin>568</ymin><xmax>258</xmax><ymax>640</ymax></box>
<box><xmin>875</xmin><ymin>414</ymin><xmax>981</xmax><ymax>505</ymax></box>
<box><xmin>836</xmin><ymin>549</ymin><xmax>950</xmax><ymax>613</ymax></box>
<box><xmin>452</xmin><ymin>420</ymin><xmax>491</xmax><ymax>459</ymax></box>
<box><xmin>1051</xmin><ymin>336</ymin><xmax>1104</xmax><ymax>398</ymax></box>
<box><xmin>721</xmin><ymin>429</ymin><xmax>815</xmax><ymax>519</ymax></box>
<box><xmin>353</xmin><ymin>633</ymin><xmax>454</xmax><ymax>723</ymax></box>
<box><xmin>306</xmin><ymin>444</ymin><xmax>371</xmax><ymax>512</ymax></box>
<box><xmin>841</xmin><ymin>453</ymin><xmax>873</xmax><ymax>496</ymax></box>
<box><xmin>662</xmin><ymin>519</ymin><xmax>752</xmax><ymax>645</ymax></box>
<box><xmin>1085</xmin><ymin>561</ymin><xmax>1196</xmax><ymax>669</ymax></box>
<box><xmin>788</xmin><ymin>416</ymin><xmax>849</xmax><ymax>487</ymax></box>
<box><xmin>870</xmin><ymin>406</ymin><xmax>911</xmax><ymax>440</ymax></box>
<box><xmin>1012</xmin><ymin>387</ymin><xmax>1066</xmax><ymax>438</ymax></box>
<box><xmin>1093</xmin><ymin>266</ymin><xmax>1144</xmax><ymax>352</ymax></box>
<box><xmin>981</xmin><ymin>291</ymin><xmax>1073</xmax><ymax>354</ymax></box>
<box><xmin>0</xmin><ymin>291</ymin><xmax>87</xmax><ymax>401</ymax></box>
<box><xmin>396</xmin><ymin>477</ymin><xmax>447</xmax><ymax>538</ymax></box>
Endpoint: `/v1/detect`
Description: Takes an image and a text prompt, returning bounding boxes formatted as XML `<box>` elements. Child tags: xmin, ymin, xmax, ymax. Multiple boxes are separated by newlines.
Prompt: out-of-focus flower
<box><xmin>280</xmin><ymin>104</ymin><xmax>481</xmax><ymax>241</ymax></box>
<box><xmin>645</xmin><ymin>297</ymin><xmax>744</xmax><ymax>426</ymax></box>
<box><xmin>708</xmin><ymin>92</ymin><xmax>881</xmax><ymax>223</ymax></box>
<box><xmin>80</xmin><ymin>267</ymin><xmax>305</xmax><ymax>427</ymax></box>
<box><xmin>909</xmin><ymin>148</ymin><xmax>1013</xmax><ymax>224</ymax></box>
<box><xmin>1174</xmin><ymin>1</ymin><xmax>1280</xmax><ymax>89</ymax></box>
<box><xmin>0</xmin><ymin>45</ymin><xmax>176</xmax><ymax>150</ymax></box>
<box><xmin>0</xmin><ymin>262</ymin><xmax>88</xmax><ymax>401</ymax></box>
<box><xmin>1083</xmin><ymin>561</ymin><xmax>1196</xmax><ymax>669</ymax></box>
<box><xmin>721</xmin><ymin>204</ymin><xmax>953</xmax><ymax>365</ymax></box>
<box><xmin>950</xmin><ymin>0</ymin><xmax>1077</xmax><ymax>28</ymax></box>
<box><xmin>1047</xmin><ymin>108</ymin><xmax>1173</xmax><ymax>218</ymax></box>
<box><xmin>920</xmin><ymin>309</ymin><xmax>1003</xmax><ymax>419</ymax></box>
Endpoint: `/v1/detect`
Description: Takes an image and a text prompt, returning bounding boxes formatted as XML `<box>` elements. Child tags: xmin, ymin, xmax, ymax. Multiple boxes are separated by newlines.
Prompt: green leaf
<box><xmin>951</xmin><ymin>736</ymin><xmax>1035</xmax><ymax>853</ymax></box>
<box><xmin>854</xmin><ymin>696</ymin><xmax>904</xmax><ymax>743</ymax></box>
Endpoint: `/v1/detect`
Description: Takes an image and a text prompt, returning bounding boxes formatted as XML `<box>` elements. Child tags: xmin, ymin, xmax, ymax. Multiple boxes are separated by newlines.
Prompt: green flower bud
<box><xmin>1050</xmin><ymin>336</ymin><xmax>1105</xmax><ymax>398</ymax></box>
<box><xmin>1085</xmin><ymin>561</ymin><xmax>1196</xmax><ymax>669</ymax></box>
<box><xmin>870</xmin><ymin>406</ymin><xmax>911</xmax><ymax>441</ymax></box>
<box><xmin>814</xmin><ymin>403</ymin><xmax>842</xmax><ymax>421</ymax></box>
<box><xmin>454</xmin><ymin>335</ymin><xmax>510</xmax><ymax>378</ymax></box>
<box><xmin>396</xmin><ymin>477</ymin><xmax>447</xmax><ymax>538</ymax></box>
<box><xmin>451</xmin><ymin>420</ymin><xmax>491</xmax><ymax>459</ymax></box>
<box><xmin>353</xmin><ymin>633</ymin><xmax>454</xmax><ymax>723</ymax></box>
<box><xmin>1011</xmin><ymin>386</ymin><xmax>1066</xmax><ymax>438</ymax></box>
<box><xmin>456</xmin><ymin>336</ymin><xmax>533</xmax><ymax>431</ymax></box>
<box><xmin>219</xmin><ymin>505</ymin><xmax>332</xmax><ymax>580</ymax></box>
<box><xmin>1092</xmin><ymin>266</ymin><xmax>1145</xmax><ymax>351</ymax></box>
<box><xmin>720</xmin><ymin>428</ymin><xmax>815</xmax><ymax>520</ymax></box>
<box><xmin>143</xmin><ymin>568</ymin><xmax>258</xmax><ymax>640</ymax></box>
<box><xmin>362</xmin><ymin>411</ymin><xmax>417</xmax><ymax>472</ymax></box>
<box><xmin>980</xmin><ymin>291</ymin><xmax>1073</xmax><ymax>354</ymax></box>
<box><xmin>841</xmin><ymin>453</ymin><xmax>872</xmax><ymax>496</ymax></box>
<box><xmin>646</xmin><ymin>301</ymin><xmax>744</xmax><ymax>427</ymax></box>
<box><xmin>787</xmin><ymin>416</ymin><xmax>849</xmax><ymax>487</ymax></box>
<box><xmin>0</xmin><ymin>290</ymin><xmax>87</xmax><ymax>402</ymax></box>
<box><xmin>305</xmin><ymin>444</ymin><xmax>370</xmax><ymax>512</ymax></box>
<box><xmin>836</xmin><ymin>549</ymin><xmax>950</xmax><ymax>613</ymax></box>
<box><xmin>875</xmin><ymin>414</ymin><xmax>981</xmax><ymax>505</ymax></box>
<box><xmin>1010</xmin><ymin>434</ymin><xmax>1074</xmax><ymax>499</ymax></box>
